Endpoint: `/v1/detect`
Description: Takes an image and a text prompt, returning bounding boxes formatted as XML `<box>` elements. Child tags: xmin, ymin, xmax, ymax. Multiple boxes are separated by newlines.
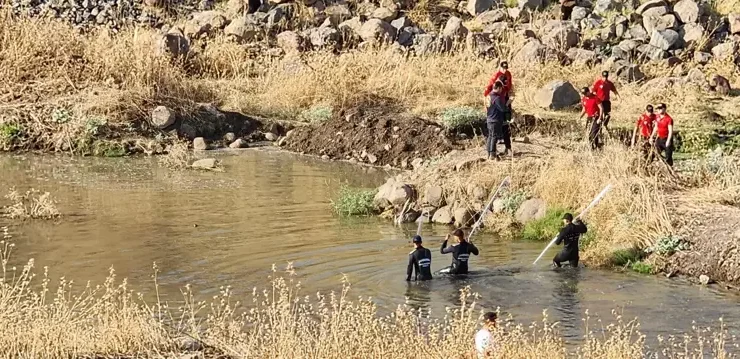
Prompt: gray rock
<box><xmin>534</xmin><ymin>80</ymin><xmax>580</xmax><ymax>109</ymax></box>
<box><xmin>628</xmin><ymin>24</ymin><xmax>649</xmax><ymax>41</ymax></box>
<box><xmin>638</xmin><ymin>44</ymin><xmax>668</xmax><ymax>61</ymax></box>
<box><xmin>611</xmin><ymin>46</ymin><xmax>630</xmax><ymax>60</ymax></box>
<box><xmin>390</xmin><ymin>16</ymin><xmax>412</xmax><ymax>30</ymax></box>
<box><xmin>635</xmin><ymin>0</ymin><xmax>666</xmax><ymax>15</ymax></box>
<box><xmin>508</xmin><ymin>7</ymin><xmax>530</xmax><ymax>23</ymax></box>
<box><xmin>594</xmin><ymin>0</ymin><xmax>622</xmax><ymax>14</ymax></box>
<box><xmin>277</xmin><ymin>31</ymin><xmax>306</xmax><ymax>53</ymax></box>
<box><xmin>338</xmin><ymin>17</ymin><xmax>363</xmax><ymax>37</ymax></box>
<box><xmin>397</xmin><ymin>28</ymin><xmax>415</xmax><ymax>46</ymax></box>
<box><xmin>184</xmin><ymin>10</ymin><xmax>227</xmax><ymax>39</ymax></box>
<box><xmin>694</xmin><ymin>51</ymin><xmax>712</xmax><ymax>65</ymax></box>
<box><xmin>711</xmin><ymin>42</ymin><xmax>738</xmax><ymax>61</ymax></box>
<box><xmin>325</xmin><ymin>4</ymin><xmax>352</xmax><ymax>24</ymax></box>
<box><xmin>441</xmin><ymin>16</ymin><xmax>468</xmax><ymax>40</ymax></box>
<box><xmin>617</xmin><ymin>63</ymin><xmax>645</xmax><ymax>82</ymax></box>
<box><xmin>518</xmin><ymin>0</ymin><xmax>543</xmax><ymax>11</ymax></box>
<box><xmin>641</xmin><ymin>6</ymin><xmax>669</xmax><ymax>34</ymax></box>
<box><xmin>466</xmin><ymin>32</ymin><xmax>495</xmax><ymax>56</ymax></box>
<box><xmin>685</xmin><ymin>67</ymin><xmax>707</xmax><ymax>86</ymax></box>
<box><xmin>453</xmin><ymin>207</ymin><xmax>474</xmax><ymax>227</ymax></box>
<box><xmin>514</xmin><ymin>39</ymin><xmax>546</xmax><ymax>63</ymax></box>
<box><xmin>191</xmin><ymin>158</ymin><xmax>217</xmax><ymax>169</ymax></box>
<box><xmin>367</xmin><ymin>153</ymin><xmax>378</xmax><ymax>164</ymax></box>
<box><xmin>229</xmin><ymin>138</ymin><xmax>247</xmax><ymax>148</ymax></box>
<box><xmin>673</xmin><ymin>0</ymin><xmax>702</xmax><ymax>23</ymax></box>
<box><xmin>619</xmin><ymin>39</ymin><xmax>640</xmax><ymax>52</ymax></box>
<box><xmin>224</xmin><ymin>17</ymin><xmax>260</xmax><ymax>42</ymax></box>
<box><xmin>571</xmin><ymin>6</ymin><xmax>589</xmax><ymax>21</ymax></box>
<box><xmin>374</xmin><ymin>178</ymin><xmax>414</xmax><ymax>209</ymax></box>
<box><xmin>477</xmin><ymin>9</ymin><xmax>507</xmax><ymax>24</ymax></box>
<box><xmin>371</xmin><ymin>7</ymin><xmax>397</xmax><ymax>22</ymax></box>
<box><xmin>680</xmin><ymin>23</ymin><xmax>704</xmax><ymax>45</ymax></box>
<box><xmin>730</xmin><ymin>13</ymin><xmax>740</xmax><ymax>35</ymax></box>
<box><xmin>484</xmin><ymin>22</ymin><xmax>509</xmax><ymax>37</ymax></box>
<box><xmin>309</xmin><ymin>26</ymin><xmax>341</xmax><ymax>48</ymax></box>
<box><xmin>543</xmin><ymin>21</ymin><xmax>579</xmax><ymax>49</ymax></box>
<box><xmin>227</xmin><ymin>0</ymin><xmax>247</xmax><ymax>15</ymax></box>
<box><xmin>514</xmin><ymin>198</ymin><xmax>547</xmax><ymax>224</ymax></box>
<box><xmin>156</xmin><ymin>30</ymin><xmax>189</xmax><ymax>58</ymax></box>
<box><xmin>467</xmin><ymin>0</ymin><xmax>497</xmax><ymax>16</ymax></box>
<box><xmin>358</xmin><ymin>19</ymin><xmax>396</xmax><ymax>43</ymax></box>
<box><xmin>432</xmin><ymin>205</ymin><xmax>454</xmax><ymax>224</ymax></box>
<box><xmin>151</xmin><ymin>106</ymin><xmax>175</xmax><ymax>129</ymax></box>
<box><xmin>177</xmin><ymin>336</ymin><xmax>204</xmax><ymax>352</ymax></box>
<box><xmin>266</xmin><ymin>5</ymin><xmax>289</xmax><ymax>29</ymax></box>
<box><xmin>566</xmin><ymin>47</ymin><xmax>597</xmax><ymax>65</ymax></box>
<box><xmin>193</xmin><ymin>137</ymin><xmax>207</xmax><ymax>151</ymax></box>
<box><xmin>649</xmin><ymin>29</ymin><xmax>681</xmax><ymax>51</ymax></box>
<box><xmin>492</xmin><ymin>198</ymin><xmax>505</xmax><ymax>213</ymax></box>
<box><xmin>413</xmin><ymin>34</ymin><xmax>437</xmax><ymax>55</ymax></box>
<box><xmin>699</xmin><ymin>274</ymin><xmax>711</xmax><ymax>285</ymax></box>
<box><xmin>265</xmin><ymin>132</ymin><xmax>278</xmax><ymax>141</ymax></box>
<box><xmin>709</xmin><ymin>74</ymin><xmax>731</xmax><ymax>95</ymax></box>
<box><xmin>224</xmin><ymin>132</ymin><xmax>236</xmax><ymax>142</ymax></box>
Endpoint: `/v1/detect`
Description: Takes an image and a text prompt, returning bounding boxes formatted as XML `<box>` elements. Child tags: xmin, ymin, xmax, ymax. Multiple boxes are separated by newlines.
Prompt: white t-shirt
<box><xmin>475</xmin><ymin>328</ymin><xmax>494</xmax><ymax>357</ymax></box>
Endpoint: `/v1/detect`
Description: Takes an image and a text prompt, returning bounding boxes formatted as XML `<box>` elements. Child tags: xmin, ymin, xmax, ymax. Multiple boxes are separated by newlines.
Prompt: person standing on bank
<box><xmin>579</xmin><ymin>87</ymin><xmax>604</xmax><ymax>150</ymax></box>
<box><xmin>486</xmin><ymin>81</ymin><xmax>512</xmax><ymax>160</ymax></box>
<box><xmin>484</xmin><ymin>61</ymin><xmax>513</xmax><ymax>99</ymax></box>
<box><xmin>553</xmin><ymin>213</ymin><xmax>588</xmax><ymax>268</ymax></box>
<box><xmin>440</xmin><ymin>229</ymin><xmax>479</xmax><ymax>275</ymax></box>
<box><xmin>649</xmin><ymin>103</ymin><xmax>675</xmax><ymax>167</ymax></box>
<box><xmin>592</xmin><ymin>71</ymin><xmax>620</xmax><ymax>130</ymax></box>
<box><xmin>475</xmin><ymin>312</ymin><xmax>498</xmax><ymax>358</ymax></box>
<box><xmin>406</xmin><ymin>235</ymin><xmax>433</xmax><ymax>281</ymax></box>
<box><xmin>559</xmin><ymin>0</ymin><xmax>576</xmax><ymax>20</ymax></box>
<box><xmin>631</xmin><ymin>104</ymin><xmax>656</xmax><ymax>157</ymax></box>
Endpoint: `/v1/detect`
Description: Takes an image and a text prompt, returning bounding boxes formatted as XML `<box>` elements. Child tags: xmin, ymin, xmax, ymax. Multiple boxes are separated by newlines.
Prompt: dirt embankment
<box><xmin>282</xmin><ymin>108</ymin><xmax>464</xmax><ymax>168</ymax></box>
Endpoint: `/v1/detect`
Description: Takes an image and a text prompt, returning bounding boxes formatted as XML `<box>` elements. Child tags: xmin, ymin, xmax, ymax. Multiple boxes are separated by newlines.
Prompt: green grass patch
<box><xmin>331</xmin><ymin>185</ymin><xmax>377</xmax><ymax>217</ymax></box>
<box><xmin>521</xmin><ymin>207</ymin><xmax>568</xmax><ymax>241</ymax></box>
<box><xmin>93</xmin><ymin>141</ymin><xmax>127</xmax><ymax>157</ymax></box>
<box><xmin>438</xmin><ymin>106</ymin><xmax>483</xmax><ymax>130</ymax></box>
<box><xmin>630</xmin><ymin>261</ymin><xmax>653</xmax><ymax>274</ymax></box>
<box><xmin>501</xmin><ymin>189</ymin><xmax>528</xmax><ymax>215</ymax></box>
<box><xmin>645</xmin><ymin>235</ymin><xmax>688</xmax><ymax>256</ymax></box>
<box><xmin>300</xmin><ymin>105</ymin><xmax>333</xmax><ymax>124</ymax></box>
<box><xmin>610</xmin><ymin>247</ymin><xmax>644</xmax><ymax>267</ymax></box>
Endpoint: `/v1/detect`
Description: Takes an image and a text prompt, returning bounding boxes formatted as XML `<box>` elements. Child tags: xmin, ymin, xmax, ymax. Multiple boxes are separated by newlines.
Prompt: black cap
<box><xmin>412</xmin><ymin>235</ymin><xmax>422</xmax><ymax>243</ymax></box>
<box><xmin>656</xmin><ymin>103</ymin><xmax>667</xmax><ymax>110</ymax></box>
<box><xmin>602</xmin><ymin>70</ymin><xmax>609</xmax><ymax>77</ymax></box>
<box><xmin>562</xmin><ymin>213</ymin><xmax>574</xmax><ymax>221</ymax></box>
<box><xmin>500</xmin><ymin>61</ymin><xmax>508</xmax><ymax>69</ymax></box>
<box><xmin>581</xmin><ymin>87</ymin><xmax>590</xmax><ymax>95</ymax></box>
<box><xmin>646</xmin><ymin>104</ymin><xmax>654</xmax><ymax>112</ymax></box>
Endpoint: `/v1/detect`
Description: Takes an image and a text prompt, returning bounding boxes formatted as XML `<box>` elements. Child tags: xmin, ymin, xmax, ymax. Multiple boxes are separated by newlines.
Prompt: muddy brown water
<box><xmin>1</xmin><ymin>149</ymin><xmax>740</xmax><ymax>350</ymax></box>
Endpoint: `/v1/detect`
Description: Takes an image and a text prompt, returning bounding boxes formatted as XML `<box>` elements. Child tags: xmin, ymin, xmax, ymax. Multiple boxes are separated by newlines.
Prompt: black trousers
<box><xmin>602</xmin><ymin>100</ymin><xmax>612</xmax><ymax>128</ymax></box>
<box><xmin>655</xmin><ymin>137</ymin><xmax>674</xmax><ymax>166</ymax></box>
<box><xmin>588</xmin><ymin>117</ymin><xmax>602</xmax><ymax>150</ymax></box>
<box><xmin>553</xmin><ymin>250</ymin><xmax>579</xmax><ymax>268</ymax></box>
<box><xmin>560</xmin><ymin>4</ymin><xmax>574</xmax><ymax>20</ymax></box>
<box><xmin>486</xmin><ymin>121</ymin><xmax>505</xmax><ymax>155</ymax></box>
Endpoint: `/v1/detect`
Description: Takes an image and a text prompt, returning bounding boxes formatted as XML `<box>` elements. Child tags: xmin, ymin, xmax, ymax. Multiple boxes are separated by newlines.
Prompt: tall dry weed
<box><xmin>1</xmin><ymin>188</ymin><xmax>60</xmax><ymax>220</ymax></box>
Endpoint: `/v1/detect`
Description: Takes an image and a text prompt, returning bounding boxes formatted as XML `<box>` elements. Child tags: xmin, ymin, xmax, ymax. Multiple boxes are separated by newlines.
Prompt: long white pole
<box><xmin>468</xmin><ymin>176</ymin><xmax>511</xmax><ymax>242</ymax></box>
<box><xmin>532</xmin><ymin>184</ymin><xmax>613</xmax><ymax>265</ymax></box>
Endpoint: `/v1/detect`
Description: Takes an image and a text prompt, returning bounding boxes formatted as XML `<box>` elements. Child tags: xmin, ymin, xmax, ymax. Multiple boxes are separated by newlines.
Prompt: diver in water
<box><xmin>553</xmin><ymin>213</ymin><xmax>588</xmax><ymax>268</ymax></box>
<box><xmin>407</xmin><ymin>235</ymin><xmax>433</xmax><ymax>281</ymax></box>
<box><xmin>440</xmin><ymin>229</ymin><xmax>479</xmax><ymax>275</ymax></box>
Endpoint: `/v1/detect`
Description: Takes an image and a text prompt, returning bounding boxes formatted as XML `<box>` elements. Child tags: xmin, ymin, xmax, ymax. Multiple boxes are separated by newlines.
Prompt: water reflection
<box><xmin>552</xmin><ymin>268</ymin><xmax>582</xmax><ymax>340</ymax></box>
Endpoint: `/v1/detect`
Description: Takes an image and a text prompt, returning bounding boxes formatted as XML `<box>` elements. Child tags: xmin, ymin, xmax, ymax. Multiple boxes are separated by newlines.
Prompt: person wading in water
<box><xmin>553</xmin><ymin>213</ymin><xmax>588</xmax><ymax>268</ymax></box>
<box><xmin>440</xmin><ymin>229</ymin><xmax>479</xmax><ymax>275</ymax></box>
<box><xmin>406</xmin><ymin>235</ymin><xmax>433</xmax><ymax>281</ymax></box>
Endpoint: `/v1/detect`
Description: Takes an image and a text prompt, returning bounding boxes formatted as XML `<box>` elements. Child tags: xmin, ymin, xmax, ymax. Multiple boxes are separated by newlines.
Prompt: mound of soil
<box><xmin>284</xmin><ymin>111</ymin><xmax>463</xmax><ymax>168</ymax></box>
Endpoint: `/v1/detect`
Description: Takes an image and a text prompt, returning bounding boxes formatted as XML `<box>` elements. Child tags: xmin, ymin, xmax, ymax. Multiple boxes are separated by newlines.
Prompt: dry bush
<box><xmin>159</xmin><ymin>140</ymin><xmax>193</xmax><ymax>169</ymax></box>
<box><xmin>1</xmin><ymin>188</ymin><xmax>60</xmax><ymax>220</ymax></box>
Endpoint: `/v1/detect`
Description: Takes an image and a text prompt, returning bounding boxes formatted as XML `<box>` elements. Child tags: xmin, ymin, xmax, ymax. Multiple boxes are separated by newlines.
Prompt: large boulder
<box><xmin>649</xmin><ymin>29</ymin><xmax>681</xmax><ymax>51</ymax></box>
<box><xmin>542</xmin><ymin>21</ymin><xmax>579</xmax><ymax>49</ymax></box>
<box><xmin>156</xmin><ymin>29</ymin><xmax>189</xmax><ymax>58</ymax></box>
<box><xmin>515</xmin><ymin>198</ymin><xmax>547</xmax><ymax>224</ymax></box>
<box><xmin>442</xmin><ymin>16</ymin><xmax>469</xmax><ymax>40</ymax></box>
<box><xmin>641</xmin><ymin>6</ymin><xmax>669</xmax><ymax>33</ymax></box>
<box><xmin>224</xmin><ymin>17</ymin><xmax>261</xmax><ymax>42</ymax></box>
<box><xmin>729</xmin><ymin>13</ymin><xmax>740</xmax><ymax>35</ymax></box>
<box><xmin>277</xmin><ymin>31</ymin><xmax>306</xmax><ymax>53</ymax></box>
<box><xmin>566</xmin><ymin>47</ymin><xmax>597</xmax><ymax>65</ymax></box>
<box><xmin>358</xmin><ymin>19</ymin><xmax>396</xmax><ymax>43</ymax></box>
<box><xmin>514</xmin><ymin>39</ymin><xmax>547</xmax><ymax>63</ymax></box>
<box><xmin>151</xmin><ymin>106</ymin><xmax>176</xmax><ymax>129</ymax></box>
<box><xmin>424</xmin><ymin>185</ymin><xmax>445</xmax><ymax>207</ymax></box>
<box><xmin>711</xmin><ymin>42</ymin><xmax>738</xmax><ymax>61</ymax></box>
<box><xmin>534</xmin><ymin>80</ymin><xmax>581</xmax><ymax>110</ymax></box>
<box><xmin>673</xmin><ymin>0</ymin><xmax>702</xmax><ymax>23</ymax></box>
<box><xmin>432</xmin><ymin>205</ymin><xmax>454</xmax><ymax>224</ymax></box>
<box><xmin>374</xmin><ymin>178</ymin><xmax>414</xmax><ymax>209</ymax></box>
<box><xmin>184</xmin><ymin>11</ymin><xmax>227</xmax><ymax>38</ymax></box>
<box><xmin>454</xmin><ymin>207</ymin><xmax>475</xmax><ymax>227</ymax></box>
<box><xmin>308</xmin><ymin>26</ymin><xmax>341</xmax><ymax>48</ymax></box>
<box><xmin>467</xmin><ymin>0</ymin><xmax>497</xmax><ymax>16</ymax></box>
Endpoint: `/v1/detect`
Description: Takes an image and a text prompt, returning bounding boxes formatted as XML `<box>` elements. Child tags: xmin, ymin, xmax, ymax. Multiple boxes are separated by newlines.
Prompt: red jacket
<box><xmin>592</xmin><ymin>79</ymin><xmax>615</xmax><ymax>101</ymax></box>
<box><xmin>655</xmin><ymin>113</ymin><xmax>674</xmax><ymax>139</ymax></box>
<box><xmin>582</xmin><ymin>94</ymin><xmax>601</xmax><ymax>118</ymax></box>
<box><xmin>483</xmin><ymin>70</ymin><xmax>513</xmax><ymax>97</ymax></box>
<box><xmin>636</xmin><ymin>113</ymin><xmax>656</xmax><ymax>138</ymax></box>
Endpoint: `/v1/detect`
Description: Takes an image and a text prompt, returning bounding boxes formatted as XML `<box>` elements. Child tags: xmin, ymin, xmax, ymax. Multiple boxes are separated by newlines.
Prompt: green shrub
<box><xmin>93</xmin><ymin>141</ymin><xmax>127</xmax><ymax>157</ymax></box>
<box><xmin>85</xmin><ymin>117</ymin><xmax>108</xmax><ymax>137</ymax></box>
<box><xmin>0</xmin><ymin>123</ymin><xmax>22</xmax><ymax>140</ymax></box>
<box><xmin>52</xmin><ymin>108</ymin><xmax>72</xmax><ymax>124</ymax></box>
<box><xmin>501</xmin><ymin>189</ymin><xmax>527</xmax><ymax>215</ymax></box>
<box><xmin>645</xmin><ymin>235</ymin><xmax>688</xmax><ymax>256</ymax></box>
<box><xmin>300</xmin><ymin>105</ymin><xmax>333</xmax><ymax>124</ymax></box>
<box><xmin>522</xmin><ymin>207</ymin><xmax>568</xmax><ymax>241</ymax></box>
<box><xmin>331</xmin><ymin>185</ymin><xmax>377</xmax><ymax>216</ymax></box>
<box><xmin>503</xmin><ymin>0</ymin><xmax>518</xmax><ymax>7</ymax></box>
<box><xmin>678</xmin><ymin>129</ymin><xmax>717</xmax><ymax>154</ymax></box>
<box><xmin>610</xmin><ymin>248</ymin><xmax>643</xmax><ymax>267</ymax></box>
<box><xmin>631</xmin><ymin>261</ymin><xmax>653</xmax><ymax>274</ymax></box>
<box><xmin>438</xmin><ymin>106</ymin><xmax>483</xmax><ymax>130</ymax></box>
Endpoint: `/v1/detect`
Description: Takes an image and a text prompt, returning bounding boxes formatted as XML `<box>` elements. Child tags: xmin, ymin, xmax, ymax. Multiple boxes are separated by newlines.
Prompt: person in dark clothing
<box><xmin>440</xmin><ymin>229</ymin><xmax>480</xmax><ymax>275</ymax></box>
<box><xmin>497</xmin><ymin>76</ymin><xmax>514</xmax><ymax>158</ymax></box>
<box><xmin>407</xmin><ymin>235</ymin><xmax>433</xmax><ymax>281</ymax></box>
<box><xmin>579</xmin><ymin>87</ymin><xmax>604</xmax><ymax>150</ymax></box>
<box><xmin>560</xmin><ymin>0</ymin><xmax>576</xmax><ymax>20</ymax></box>
<box><xmin>486</xmin><ymin>81</ymin><xmax>513</xmax><ymax>160</ymax></box>
<box><xmin>553</xmin><ymin>213</ymin><xmax>588</xmax><ymax>268</ymax></box>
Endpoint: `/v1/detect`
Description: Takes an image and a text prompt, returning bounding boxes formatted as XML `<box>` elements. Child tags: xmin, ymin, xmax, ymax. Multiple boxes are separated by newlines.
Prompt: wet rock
<box><xmin>699</xmin><ymin>274</ymin><xmax>711</xmax><ymax>285</ymax></box>
<box><xmin>193</xmin><ymin>137</ymin><xmax>207</xmax><ymax>151</ymax></box>
<box><xmin>191</xmin><ymin>158</ymin><xmax>217</xmax><ymax>169</ymax></box>
<box><xmin>454</xmin><ymin>207</ymin><xmax>474</xmax><ymax>227</ymax></box>
<box><xmin>442</xmin><ymin>16</ymin><xmax>468</xmax><ymax>40</ymax></box>
<box><xmin>515</xmin><ymin>198</ymin><xmax>546</xmax><ymax>224</ymax></box>
<box><xmin>151</xmin><ymin>106</ymin><xmax>175</xmax><ymax>129</ymax></box>
<box><xmin>432</xmin><ymin>205</ymin><xmax>454</xmax><ymax>224</ymax></box>
<box><xmin>277</xmin><ymin>31</ymin><xmax>306</xmax><ymax>53</ymax></box>
<box><xmin>649</xmin><ymin>29</ymin><xmax>681</xmax><ymax>51</ymax></box>
<box><xmin>729</xmin><ymin>13</ymin><xmax>740</xmax><ymax>35</ymax></box>
<box><xmin>711</xmin><ymin>42</ymin><xmax>738</xmax><ymax>61</ymax></box>
<box><xmin>534</xmin><ymin>80</ymin><xmax>580</xmax><ymax>110</ymax></box>
<box><xmin>229</xmin><ymin>138</ymin><xmax>247</xmax><ymax>148</ymax></box>
<box><xmin>477</xmin><ymin>9</ymin><xmax>507</xmax><ymax>24</ymax></box>
<box><xmin>694</xmin><ymin>51</ymin><xmax>712</xmax><ymax>65</ymax></box>
<box><xmin>467</xmin><ymin>0</ymin><xmax>496</xmax><ymax>16</ymax></box>
<box><xmin>673</xmin><ymin>0</ymin><xmax>702</xmax><ymax>24</ymax></box>
<box><xmin>358</xmin><ymin>19</ymin><xmax>396</xmax><ymax>43</ymax></box>
<box><xmin>514</xmin><ymin>39</ymin><xmax>546</xmax><ymax>63</ymax></box>
<box><xmin>709</xmin><ymin>74</ymin><xmax>731</xmax><ymax>95</ymax></box>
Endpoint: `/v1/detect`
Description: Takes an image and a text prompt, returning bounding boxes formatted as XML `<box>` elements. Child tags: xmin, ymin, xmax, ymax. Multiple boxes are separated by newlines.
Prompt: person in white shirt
<box><xmin>475</xmin><ymin>311</ymin><xmax>497</xmax><ymax>358</ymax></box>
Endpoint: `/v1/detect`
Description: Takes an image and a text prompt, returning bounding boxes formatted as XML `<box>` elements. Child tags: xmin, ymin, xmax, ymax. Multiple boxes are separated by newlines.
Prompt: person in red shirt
<box><xmin>649</xmin><ymin>103</ymin><xmax>675</xmax><ymax>166</ymax></box>
<box><xmin>591</xmin><ymin>71</ymin><xmax>620</xmax><ymax>130</ymax></box>
<box><xmin>579</xmin><ymin>87</ymin><xmax>604</xmax><ymax>150</ymax></box>
<box><xmin>483</xmin><ymin>61</ymin><xmax>513</xmax><ymax>99</ymax></box>
<box><xmin>631</xmin><ymin>104</ymin><xmax>656</xmax><ymax>156</ymax></box>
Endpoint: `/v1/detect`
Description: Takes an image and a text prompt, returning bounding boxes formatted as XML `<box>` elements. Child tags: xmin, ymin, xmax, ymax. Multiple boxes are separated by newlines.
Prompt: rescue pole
<box><xmin>468</xmin><ymin>176</ymin><xmax>511</xmax><ymax>243</ymax></box>
<box><xmin>532</xmin><ymin>183</ymin><xmax>613</xmax><ymax>265</ymax></box>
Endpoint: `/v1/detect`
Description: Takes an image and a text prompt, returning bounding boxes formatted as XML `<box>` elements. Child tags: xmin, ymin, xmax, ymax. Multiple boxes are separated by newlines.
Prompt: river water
<box><xmin>2</xmin><ymin>149</ymin><xmax>740</xmax><ymax>348</ymax></box>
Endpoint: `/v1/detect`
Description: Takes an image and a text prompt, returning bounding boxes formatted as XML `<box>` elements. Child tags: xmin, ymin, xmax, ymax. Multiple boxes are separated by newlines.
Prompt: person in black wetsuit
<box><xmin>553</xmin><ymin>213</ymin><xmax>588</xmax><ymax>268</ymax></box>
<box><xmin>407</xmin><ymin>235</ymin><xmax>433</xmax><ymax>281</ymax></box>
<box><xmin>440</xmin><ymin>229</ymin><xmax>479</xmax><ymax>275</ymax></box>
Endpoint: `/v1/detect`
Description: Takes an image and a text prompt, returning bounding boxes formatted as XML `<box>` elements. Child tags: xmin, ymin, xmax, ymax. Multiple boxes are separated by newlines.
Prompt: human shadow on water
<box><xmin>551</xmin><ymin>267</ymin><xmax>583</xmax><ymax>341</ymax></box>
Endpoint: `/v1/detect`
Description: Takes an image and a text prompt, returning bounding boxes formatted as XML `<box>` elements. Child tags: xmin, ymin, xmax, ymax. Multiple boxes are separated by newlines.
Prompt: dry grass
<box><xmin>0</xmin><ymin>228</ymin><xmax>736</xmax><ymax>358</ymax></box>
<box><xmin>159</xmin><ymin>140</ymin><xmax>193</xmax><ymax>169</ymax></box>
<box><xmin>1</xmin><ymin>188</ymin><xmax>60</xmax><ymax>220</ymax></box>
